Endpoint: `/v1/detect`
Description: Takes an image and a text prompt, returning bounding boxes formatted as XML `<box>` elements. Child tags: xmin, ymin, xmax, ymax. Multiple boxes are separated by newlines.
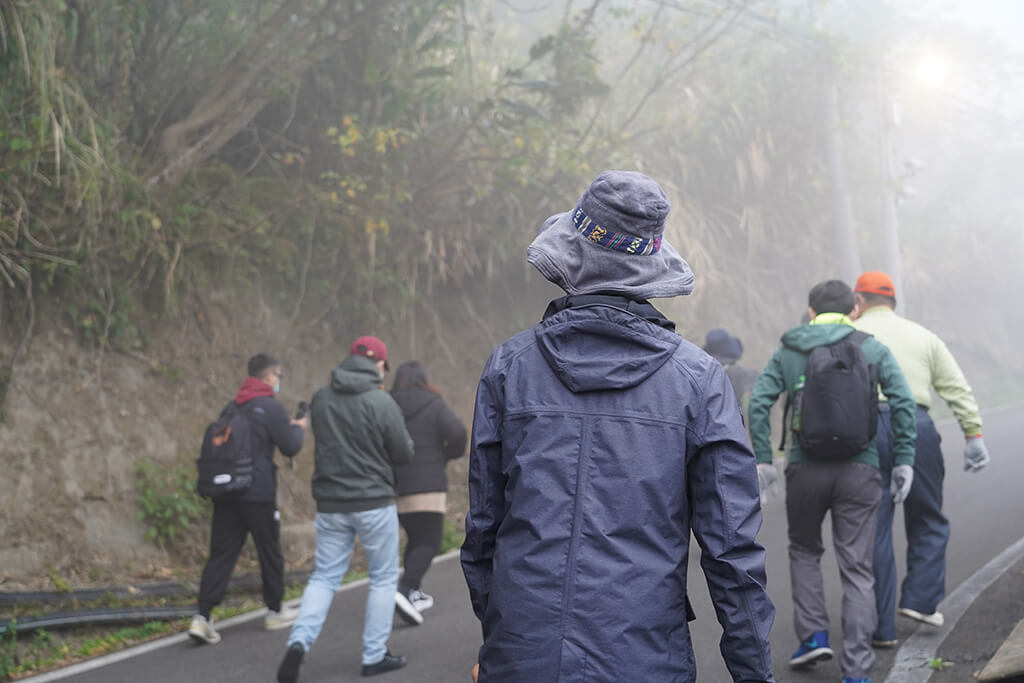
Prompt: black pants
<box><xmin>198</xmin><ymin>499</ymin><xmax>283</xmax><ymax>618</ymax></box>
<box><xmin>398</xmin><ymin>512</ymin><xmax>444</xmax><ymax>592</ymax></box>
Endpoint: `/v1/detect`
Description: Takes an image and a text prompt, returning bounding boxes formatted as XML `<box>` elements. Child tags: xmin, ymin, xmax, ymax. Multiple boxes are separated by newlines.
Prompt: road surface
<box><xmin>36</xmin><ymin>405</ymin><xmax>1024</xmax><ymax>682</ymax></box>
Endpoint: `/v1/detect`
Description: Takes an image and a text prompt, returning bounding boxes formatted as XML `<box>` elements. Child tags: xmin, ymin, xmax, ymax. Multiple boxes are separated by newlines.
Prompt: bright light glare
<box><xmin>914</xmin><ymin>55</ymin><xmax>949</xmax><ymax>88</ymax></box>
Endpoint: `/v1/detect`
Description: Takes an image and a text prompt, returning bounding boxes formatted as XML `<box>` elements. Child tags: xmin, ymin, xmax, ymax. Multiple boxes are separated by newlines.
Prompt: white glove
<box><xmin>963</xmin><ymin>436</ymin><xmax>990</xmax><ymax>472</ymax></box>
<box><xmin>756</xmin><ymin>463</ymin><xmax>779</xmax><ymax>504</ymax></box>
<box><xmin>890</xmin><ymin>464</ymin><xmax>914</xmax><ymax>504</ymax></box>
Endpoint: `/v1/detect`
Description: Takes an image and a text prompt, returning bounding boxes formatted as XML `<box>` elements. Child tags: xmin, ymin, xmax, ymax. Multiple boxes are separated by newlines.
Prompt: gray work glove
<box><xmin>963</xmin><ymin>436</ymin><xmax>990</xmax><ymax>472</ymax></box>
<box><xmin>756</xmin><ymin>463</ymin><xmax>779</xmax><ymax>504</ymax></box>
<box><xmin>890</xmin><ymin>464</ymin><xmax>914</xmax><ymax>504</ymax></box>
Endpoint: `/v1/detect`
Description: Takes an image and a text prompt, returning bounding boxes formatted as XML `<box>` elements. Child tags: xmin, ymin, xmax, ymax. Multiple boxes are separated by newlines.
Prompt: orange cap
<box><xmin>854</xmin><ymin>271</ymin><xmax>896</xmax><ymax>298</ymax></box>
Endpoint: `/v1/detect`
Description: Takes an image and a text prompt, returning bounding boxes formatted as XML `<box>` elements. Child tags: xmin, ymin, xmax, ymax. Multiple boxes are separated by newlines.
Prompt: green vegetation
<box><xmin>440</xmin><ymin>519</ymin><xmax>465</xmax><ymax>554</ymax></box>
<box><xmin>134</xmin><ymin>460</ymin><xmax>207</xmax><ymax>548</ymax></box>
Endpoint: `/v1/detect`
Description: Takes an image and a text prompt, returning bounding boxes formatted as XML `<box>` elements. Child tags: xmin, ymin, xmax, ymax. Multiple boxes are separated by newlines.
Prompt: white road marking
<box><xmin>20</xmin><ymin>550</ymin><xmax>460</xmax><ymax>682</ymax></box>
<box><xmin>884</xmin><ymin>534</ymin><xmax>1024</xmax><ymax>683</ymax></box>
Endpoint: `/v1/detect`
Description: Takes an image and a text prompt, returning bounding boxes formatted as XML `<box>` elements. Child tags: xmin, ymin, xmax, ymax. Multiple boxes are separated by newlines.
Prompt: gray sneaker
<box><xmin>394</xmin><ymin>590</ymin><xmax>424</xmax><ymax>625</ymax></box>
<box><xmin>188</xmin><ymin>614</ymin><xmax>221</xmax><ymax>644</ymax></box>
<box><xmin>265</xmin><ymin>606</ymin><xmax>299</xmax><ymax>631</ymax></box>
<box><xmin>409</xmin><ymin>589</ymin><xmax>434</xmax><ymax>612</ymax></box>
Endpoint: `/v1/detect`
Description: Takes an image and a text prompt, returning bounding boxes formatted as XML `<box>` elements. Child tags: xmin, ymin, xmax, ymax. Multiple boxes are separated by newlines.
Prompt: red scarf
<box><xmin>234</xmin><ymin>376</ymin><xmax>275</xmax><ymax>404</ymax></box>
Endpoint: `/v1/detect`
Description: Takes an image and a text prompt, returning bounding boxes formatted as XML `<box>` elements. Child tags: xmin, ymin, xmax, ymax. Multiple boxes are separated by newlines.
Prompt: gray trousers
<box><xmin>786</xmin><ymin>461</ymin><xmax>882</xmax><ymax>679</ymax></box>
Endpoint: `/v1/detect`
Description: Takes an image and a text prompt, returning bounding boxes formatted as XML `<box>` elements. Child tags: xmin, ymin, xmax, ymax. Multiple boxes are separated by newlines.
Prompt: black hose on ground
<box><xmin>0</xmin><ymin>569</ymin><xmax>311</xmax><ymax>607</ymax></box>
<box><xmin>0</xmin><ymin>606</ymin><xmax>197</xmax><ymax>634</ymax></box>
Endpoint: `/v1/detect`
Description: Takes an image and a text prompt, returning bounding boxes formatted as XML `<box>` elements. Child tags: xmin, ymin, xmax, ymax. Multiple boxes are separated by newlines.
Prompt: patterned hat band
<box><xmin>572</xmin><ymin>206</ymin><xmax>662</xmax><ymax>256</ymax></box>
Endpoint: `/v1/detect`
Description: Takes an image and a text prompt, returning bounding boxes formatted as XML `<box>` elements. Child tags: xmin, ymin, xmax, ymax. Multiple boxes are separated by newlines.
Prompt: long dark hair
<box><xmin>391</xmin><ymin>360</ymin><xmax>442</xmax><ymax>395</ymax></box>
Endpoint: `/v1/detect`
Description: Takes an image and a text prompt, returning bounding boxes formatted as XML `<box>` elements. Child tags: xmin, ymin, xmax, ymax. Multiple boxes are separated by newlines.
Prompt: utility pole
<box><xmin>877</xmin><ymin>66</ymin><xmax>906</xmax><ymax>314</ymax></box>
<box><xmin>823</xmin><ymin>73</ymin><xmax>862</xmax><ymax>284</ymax></box>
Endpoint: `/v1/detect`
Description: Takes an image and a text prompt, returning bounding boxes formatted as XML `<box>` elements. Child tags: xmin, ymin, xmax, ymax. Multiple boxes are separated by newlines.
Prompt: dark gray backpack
<box><xmin>785</xmin><ymin>331</ymin><xmax>879</xmax><ymax>459</ymax></box>
<box><xmin>196</xmin><ymin>403</ymin><xmax>255</xmax><ymax>497</ymax></box>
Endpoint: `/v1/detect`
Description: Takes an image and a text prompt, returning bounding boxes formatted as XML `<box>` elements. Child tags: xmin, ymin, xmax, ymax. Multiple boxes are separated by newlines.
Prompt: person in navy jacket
<box><xmin>461</xmin><ymin>171</ymin><xmax>775</xmax><ymax>682</ymax></box>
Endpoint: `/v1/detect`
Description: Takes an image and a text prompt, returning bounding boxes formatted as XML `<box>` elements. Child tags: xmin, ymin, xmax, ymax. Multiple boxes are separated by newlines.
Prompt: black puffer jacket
<box><xmin>391</xmin><ymin>388</ymin><xmax>467</xmax><ymax>497</ymax></box>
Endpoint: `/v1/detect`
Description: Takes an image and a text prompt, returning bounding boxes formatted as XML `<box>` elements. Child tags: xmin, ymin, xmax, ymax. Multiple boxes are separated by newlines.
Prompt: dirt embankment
<box><xmin>0</xmin><ymin>289</ymin><xmax>493</xmax><ymax>592</ymax></box>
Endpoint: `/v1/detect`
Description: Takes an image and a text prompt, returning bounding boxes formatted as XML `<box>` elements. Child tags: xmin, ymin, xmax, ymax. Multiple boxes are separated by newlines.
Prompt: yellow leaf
<box><xmin>343</xmin><ymin>116</ymin><xmax>353</xmax><ymax>128</ymax></box>
<box><xmin>364</xmin><ymin>219</ymin><xmax>375</xmax><ymax>235</ymax></box>
<box><xmin>150</xmin><ymin>217</ymin><xmax>162</xmax><ymax>230</ymax></box>
<box><xmin>346</xmin><ymin>188</ymin><xmax>356</xmax><ymax>198</ymax></box>
<box><xmin>328</xmin><ymin>191</ymin><xmax>339</xmax><ymax>202</ymax></box>
<box><xmin>514</xmin><ymin>137</ymin><xmax>525</xmax><ymax>150</ymax></box>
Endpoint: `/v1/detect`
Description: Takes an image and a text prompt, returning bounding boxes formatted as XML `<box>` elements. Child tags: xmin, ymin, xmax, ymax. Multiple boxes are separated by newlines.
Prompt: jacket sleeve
<box><xmin>748</xmin><ymin>350</ymin><xmax>785</xmax><ymax>464</ymax></box>
<box><xmin>689</xmin><ymin>363</ymin><xmax>776</xmax><ymax>683</ymax></box>
<box><xmin>874</xmin><ymin>343</ymin><xmax>918</xmax><ymax>467</ymax></box>
<box><xmin>437</xmin><ymin>401</ymin><xmax>468</xmax><ymax>461</ymax></box>
<box><xmin>929</xmin><ymin>335</ymin><xmax>983</xmax><ymax>437</ymax></box>
<box><xmin>265</xmin><ymin>399</ymin><xmax>304</xmax><ymax>457</ymax></box>
<box><xmin>461</xmin><ymin>355</ymin><xmax>506</xmax><ymax>630</ymax></box>
<box><xmin>381</xmin><ymin>394</ymin><xmax>415</xmax><ymax>466</ymax></box>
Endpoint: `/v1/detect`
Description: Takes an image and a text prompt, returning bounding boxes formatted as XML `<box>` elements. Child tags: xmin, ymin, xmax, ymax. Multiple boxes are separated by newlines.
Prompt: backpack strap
<box><xmin>844</xmin><ymin>329</ymin><xmax>871</xmax><ymax>345</ymax></box>
<box><xmin>778</xmin><ymin>393</ymin><xmax>791</xmax><ymax>452</ymax></box>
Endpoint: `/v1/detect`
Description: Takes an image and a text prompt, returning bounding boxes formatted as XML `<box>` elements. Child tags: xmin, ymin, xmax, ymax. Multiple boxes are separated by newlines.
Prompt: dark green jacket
<box><xmin>310</xmin><ymin>355</ymin><xmax>415</xmax><ymax>513</ymax></box>
<box><xmin>749</xmin><ymin>319</ymin><xmax>916</xmax><ymax>468</ymax></box>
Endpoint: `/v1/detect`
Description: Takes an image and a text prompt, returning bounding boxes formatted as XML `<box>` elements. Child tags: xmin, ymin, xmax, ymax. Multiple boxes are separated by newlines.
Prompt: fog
<box><xmin>473</xmin><ymin>0</ymin><xmax>1024</xmax><ymax>405</ymax></box>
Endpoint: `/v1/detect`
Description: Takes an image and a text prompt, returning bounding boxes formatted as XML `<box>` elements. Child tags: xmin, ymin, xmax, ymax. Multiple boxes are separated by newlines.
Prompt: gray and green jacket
<box><xmin>310</xmin><ymin>354</ymin><xmax>415</xmax><ymax>513</ymax></box>
<box><xmin>749</xmin><ymin>313</ymin><xmax>917</xmax><ymax>468</ymax></box>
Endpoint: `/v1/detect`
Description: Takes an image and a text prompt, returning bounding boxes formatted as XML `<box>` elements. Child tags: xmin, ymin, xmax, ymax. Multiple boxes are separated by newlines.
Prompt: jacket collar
<box><xmin>810</xmin><ymin>312</ymin><xmax>855</xmax><ymax>327</ymax></box>
<box><xmin>542</xmin><ymin>293</ymin><xmax>676</xmax><ymax>331</ymax></box>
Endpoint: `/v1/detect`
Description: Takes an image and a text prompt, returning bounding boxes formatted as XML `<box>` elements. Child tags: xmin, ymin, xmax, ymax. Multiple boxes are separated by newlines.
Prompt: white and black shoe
<box><xmin>408</xmin><ymin>589</ymin><xmax>434</xmax><ymax>612</ymax></box>
<box><xmin>188</xmin><ymin>614</ymin><xmax>221</xmax><ymax>644</ymax></box>
<box><xmin>394</xmin><ymin>589</ymin><xmax>424</xmax><ymax>625</ymax></box>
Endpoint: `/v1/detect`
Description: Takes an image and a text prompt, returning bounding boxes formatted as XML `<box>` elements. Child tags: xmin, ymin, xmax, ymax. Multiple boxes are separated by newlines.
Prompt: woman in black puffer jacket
<box><xmin>390</xmin><ymin>361</ymin><xmax>467</xmax><ymax>624</ymax></box>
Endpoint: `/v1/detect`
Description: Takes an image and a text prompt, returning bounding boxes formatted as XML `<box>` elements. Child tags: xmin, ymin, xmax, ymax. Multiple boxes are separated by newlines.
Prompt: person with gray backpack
<box><xmin>748</xmin><ymin>280</ymin><xmax>917</xmax><ymax>683</ymax></box>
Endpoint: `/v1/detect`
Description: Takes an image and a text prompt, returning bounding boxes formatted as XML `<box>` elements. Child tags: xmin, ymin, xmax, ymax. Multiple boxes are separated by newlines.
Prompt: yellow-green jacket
<box><xmin>854</xmin><ymin>306</ymin><xmax>982</xmax><ymax>437</ymax></box>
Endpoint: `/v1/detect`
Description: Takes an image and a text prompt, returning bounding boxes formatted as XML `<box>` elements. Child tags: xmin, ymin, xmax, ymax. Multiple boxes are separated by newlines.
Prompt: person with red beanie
<box><xmin>277</xmin><ymin>336</ymin><xmax>415</xmax><ymax>681</ymax></box>
<box><xmin>851</xmin><ymin>271</ymin><xmax>990</xmax><ymax>646</ymax></box>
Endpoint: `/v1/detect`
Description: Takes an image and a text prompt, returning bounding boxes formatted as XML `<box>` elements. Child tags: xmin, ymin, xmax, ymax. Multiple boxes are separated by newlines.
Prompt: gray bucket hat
<box><xmin>526</xmin><ymin>170</ymin><xmax>695</xmax><ymax>300</ymax></box>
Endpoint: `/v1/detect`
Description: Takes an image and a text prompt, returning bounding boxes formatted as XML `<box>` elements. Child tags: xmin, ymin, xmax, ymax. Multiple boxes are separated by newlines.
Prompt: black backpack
<box><xmin>196</xmin><ymin>403</ymin><xmax>255</xmax><ymax>498</ymax></box>
<box><xmin>782</xmin><ymin>330</ymin><xmax>879</xmax><ymax>460</ymax></box>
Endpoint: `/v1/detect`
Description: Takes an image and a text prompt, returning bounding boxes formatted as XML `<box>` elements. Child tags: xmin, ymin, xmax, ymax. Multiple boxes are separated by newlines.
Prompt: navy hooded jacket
<box><xmin>461</xmin><ymin>296</ymin><xmax>775</xmax><ymax>682</ymax></box>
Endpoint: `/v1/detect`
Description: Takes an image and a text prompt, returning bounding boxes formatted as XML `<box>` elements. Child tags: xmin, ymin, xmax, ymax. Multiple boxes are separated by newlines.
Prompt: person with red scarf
<box><xmin>189</xmin><ymin>352</ymin><xmax>307</xmax><ymax>645</ymax></box>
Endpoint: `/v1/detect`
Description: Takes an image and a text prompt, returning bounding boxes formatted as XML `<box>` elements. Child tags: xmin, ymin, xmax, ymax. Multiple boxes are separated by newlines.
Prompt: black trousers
<box><xmin>198</xmin><ymin>499</ymin><xmax>283</xmax><ymax>617</ymax></box>
<box><xmin>398</xmin><ymin>512</ymin><xmax>444</xmax><ymax>592</ymax></box>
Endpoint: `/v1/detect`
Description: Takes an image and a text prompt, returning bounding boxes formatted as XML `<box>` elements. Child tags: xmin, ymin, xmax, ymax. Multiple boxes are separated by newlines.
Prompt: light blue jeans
<box><xmin>288</xmin><ymin>505</ymin><xmax>399</xmax><ymax>665</ymax></box>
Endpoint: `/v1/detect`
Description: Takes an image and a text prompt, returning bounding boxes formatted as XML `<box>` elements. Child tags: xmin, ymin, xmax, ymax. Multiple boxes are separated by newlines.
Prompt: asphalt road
<box><xmin>49</xmin><ymin>404</ymin><xmax>1023</xmax><ymax>682</ymax></box>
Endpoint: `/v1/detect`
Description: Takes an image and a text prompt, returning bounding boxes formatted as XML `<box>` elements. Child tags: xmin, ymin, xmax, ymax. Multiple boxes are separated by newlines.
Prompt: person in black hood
<box><xmin>390</xmin><ymin>361</ymin><xmax>467</xmax><ymax>624</ymax></box>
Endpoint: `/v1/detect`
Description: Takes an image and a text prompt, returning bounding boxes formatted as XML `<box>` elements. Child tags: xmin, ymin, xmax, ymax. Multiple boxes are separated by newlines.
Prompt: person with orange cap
<box><xmin>851</xmin><ymin>271</ymin><xmax>989</xmax><ymax>647</ymax></box>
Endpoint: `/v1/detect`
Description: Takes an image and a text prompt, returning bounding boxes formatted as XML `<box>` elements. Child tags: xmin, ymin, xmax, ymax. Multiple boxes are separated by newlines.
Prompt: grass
<box><xmin>1</xmin><ymin>520</ymin><xmax>464</xmax><ymax>679</ymax></box>
<box><xmin>0</xmin><ymin>569</ymin><xmax>376</xmax><ymax>681</ymax></box>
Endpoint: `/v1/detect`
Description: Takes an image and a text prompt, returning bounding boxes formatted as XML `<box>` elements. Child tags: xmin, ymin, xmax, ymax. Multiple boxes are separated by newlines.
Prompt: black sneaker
<box><xmin>277</xmin><ymin>643</ymin><xmax>305</xmax><ymax>683</ymax></box>
<box><xmin>362</xmin><ymin>651</ymin><xmax>407</xmax><ymax>676</ymax></box>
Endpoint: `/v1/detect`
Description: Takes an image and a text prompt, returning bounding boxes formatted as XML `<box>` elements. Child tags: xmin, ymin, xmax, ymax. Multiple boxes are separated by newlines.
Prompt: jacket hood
<box><xmin>330</xmin><ymin>354</ymin><xmax>383</xmax><ymax>394</ymax></box>
<box><xmin>234</xmin><ymin>376</ymin><xmax>275</xmax><ymax>404</ymax></box>
<box><xmin>536</xmin><ymin>300</ymin><xmax>680</xmax><ymax>393</ymax></box>
<box><xmin>391</xmin><ymin>387</ymin><xmax>439</xmax><ymax>420</ymax></box>
<box><xmin>780</xmin><ymin>322</ymin><xmax>855</xmax><ymax>352</ymax></box>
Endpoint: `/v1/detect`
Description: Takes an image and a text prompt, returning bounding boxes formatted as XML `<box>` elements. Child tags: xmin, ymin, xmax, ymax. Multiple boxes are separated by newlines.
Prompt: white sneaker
<box><xmin>188</xmin><ymin>614</ymin><xmax>221</xmax><ymax>644</ymax></box>
<box><xmin>409</xmin><ymin>589</ymin><xmax>434</xmax><ymax>612</ymax></box>
<box><xmin>394</xmin><ymin>590</ymin><xmax>424</xmax><ymax>625</ymax></box>
<box><xmin>898</xmin><ymin>607</ymin><xmax>944</xmax><ymax>627</ymax></box>
<box><xmin>264</xmin><ymin>605</ymin><xmax>299</xmax><ymax>631</ymax></box>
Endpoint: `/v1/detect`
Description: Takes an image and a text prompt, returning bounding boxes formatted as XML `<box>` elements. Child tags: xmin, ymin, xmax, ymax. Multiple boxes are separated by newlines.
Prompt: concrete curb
<box><xmin>20</xmin><ymin>550</ymin><xmax>461</xmax><ymax>682</ymax></box>
<box><xmin>884</xmin><ymin>534</ymin><xmax>1024</xmax><ymax>683</ymax></box>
